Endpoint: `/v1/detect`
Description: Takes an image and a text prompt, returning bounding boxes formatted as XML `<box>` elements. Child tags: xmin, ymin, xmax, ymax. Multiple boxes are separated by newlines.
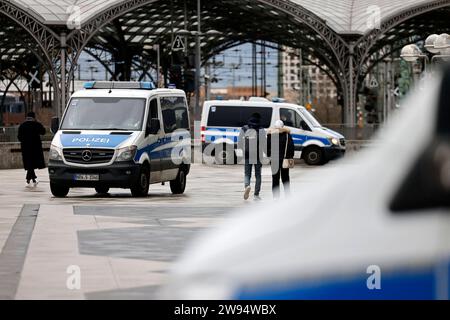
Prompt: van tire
<box><xmin>303</xmin><ymin>146</ymin><xmax>324</xmax><ymax>166</ymax></box>
<box><xmin>50</xmin><ymin>183</ymin><xmax>70</xmax><ymax>198</ymax></box>
<box><xmin>215</xmin><ymin>146</ymin><xmax>236</xmax><ymax>165</ymax></box>
<box><xmin>130</xmin><ymin>165</ymin><xmax>150</xmax><ymax>197</ymax></box>
<box><xmin>170</xmin><ymin>169</ymin><xmax>187</xmax><ymax>194</ymax></box>
<box><xmin>95</xmin><ymin>186</ymin><xmax>110</xmax><ymax>194</ymax></box>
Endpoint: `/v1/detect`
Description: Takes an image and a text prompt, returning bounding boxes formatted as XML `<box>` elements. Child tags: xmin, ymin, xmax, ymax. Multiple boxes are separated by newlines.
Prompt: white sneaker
<box><xmin>244</xmin><ymin>186</ymin><xmax>251</xmax><ymax>200</ymax></box>
<box><xmin>25</xmin><ymin>182</ymin><xmax>33</xmax><ymax>188</ymax></box>
<box><xmin>32</xmin><ymin>180</ymin><xmax>39</xmax><ymax>188</ymax></box>
<box><xmin>254</xmin><ymin>195</ymin><xmax>262</xmax><ymax>201</ymax></box>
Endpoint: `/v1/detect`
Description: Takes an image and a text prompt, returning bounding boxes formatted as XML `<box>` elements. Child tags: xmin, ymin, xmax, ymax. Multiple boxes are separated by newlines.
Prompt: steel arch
<box><xmin>338</xmin><ymin>0</ymin><xmax>450</xmax><ymax>126</ymax></box>
<box><xmin>0</xmin><ymin>0</ymin><xmax>62</xmax><ymax>115</ymax></box>
<box><xmin>65</xmin><ymin>0</ymin><xmax>349</xmax><ymax>86</ymax></box>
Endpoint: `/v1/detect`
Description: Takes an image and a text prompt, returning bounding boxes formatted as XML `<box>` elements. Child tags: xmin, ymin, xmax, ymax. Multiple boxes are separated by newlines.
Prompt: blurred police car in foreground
<box><xmin>162</xmin><ymin>67</ymin><xmax>450</xmax><ymax>300</ymax></box>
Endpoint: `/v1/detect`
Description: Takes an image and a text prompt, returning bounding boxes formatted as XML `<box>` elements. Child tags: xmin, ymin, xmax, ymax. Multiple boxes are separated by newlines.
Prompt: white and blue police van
<box><xmin>200</xmin><ymin>98</ymin><xmax>346</xmax><ymax>165</ymax></box>
<box><xmin>48</xmin><ymin>81</ymin><xmax>191</xmax><ymax>198</ymax></box>
<box><xmin>162</xmin><ymin>68</ymin><xmax>450</xmax><ymax>301</ymax></box>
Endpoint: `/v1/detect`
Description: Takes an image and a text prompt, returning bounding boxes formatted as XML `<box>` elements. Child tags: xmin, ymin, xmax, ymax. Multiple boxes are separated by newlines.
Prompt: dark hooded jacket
<box><xmin>17</xmin><ymin>117</ymin><xmax>46</xmax><ymax>170</ymax></box>
<box><xmin>267</xmin><ymin>127</ymin><xmax>295</xmax><ymax>162</ymax></box>
<box><xmin>238</xmin><ymin>115</ymin><xmax>267</xmax><ymax>163</ymax></box>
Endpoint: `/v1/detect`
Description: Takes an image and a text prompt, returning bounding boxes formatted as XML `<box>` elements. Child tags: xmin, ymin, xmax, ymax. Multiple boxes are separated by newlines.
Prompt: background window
<box><xmin>207</xmin><ymin>106</ymin><xmax>273</xmax><ymax>128</ymax></box>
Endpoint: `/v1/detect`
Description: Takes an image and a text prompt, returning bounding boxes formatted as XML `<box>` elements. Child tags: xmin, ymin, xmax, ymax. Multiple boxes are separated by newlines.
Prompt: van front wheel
<box><xmin>130</xmin><ymin>165</ymin><xmax>150</xmax><ymax>197</ymax></box>
<box><xmin>50</xmin><ymin>183</ymin><xmax>70</xmax><ymax>198</ymax></box>
<box><xmin>170</xmin><ymin>169</ymin><xmax>187</xmax><ymax>194</ymax></box>
<box><xmin>303</xmin><ymin>147</ymin><xmax>324</xmax><ymax>166</ymax></box>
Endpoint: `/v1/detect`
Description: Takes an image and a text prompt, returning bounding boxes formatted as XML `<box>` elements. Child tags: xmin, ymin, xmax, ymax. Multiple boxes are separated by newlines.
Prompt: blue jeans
<box><xmin>244</xmin><ymin>163</ymin><xmax>262</xmax><ymax>196</ymax></box>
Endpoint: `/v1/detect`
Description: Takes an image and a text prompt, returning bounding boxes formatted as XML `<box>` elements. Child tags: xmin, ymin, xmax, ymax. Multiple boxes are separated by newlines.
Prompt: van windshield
<box><xmin>299</xmin><ymin>108</ymin><xmax>322</xmax><ymax>128</ymax></box>
<box><xmin>61</xmin><ymin>97</ymin><xmax>146</xmax><ymax>131</ymax></box>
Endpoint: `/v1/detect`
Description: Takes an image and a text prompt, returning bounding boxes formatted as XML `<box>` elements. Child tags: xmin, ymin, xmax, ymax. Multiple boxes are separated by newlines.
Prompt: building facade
<box><xmin>281</xmin><ymin>47</ymin><xmax>337</xmax><ymax>104</ymax></box>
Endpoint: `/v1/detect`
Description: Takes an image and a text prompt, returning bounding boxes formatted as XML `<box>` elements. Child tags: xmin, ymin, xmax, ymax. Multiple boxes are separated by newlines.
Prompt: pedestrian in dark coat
<box><xmin>267</xmin><ymin>120</ymin><xmax>295</xmax><ymax>199</ymax></box>
<box><xmin>238</xmin><ymin>113</ymin><xmax>267</xmax><ymax>201</ymax></box>
<box><xmin>17</xmin><ymin>112</ymin><xmax>46</xmax><ymax>186</ymax></box>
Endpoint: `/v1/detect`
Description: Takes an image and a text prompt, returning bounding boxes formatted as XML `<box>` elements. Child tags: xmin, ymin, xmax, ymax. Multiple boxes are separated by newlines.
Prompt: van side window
<box><xmin>295</xmin><ymin>113</ymin><xmax>303</xmax><ymax>128</ymax></box>
<box><xmin>147</xmin><ymin>98</ymin><xmax>159</xmax><ymax>128</ymax></box>
<box><xmin>160</xmin><ymin>97</ymin><xmax>189</xmax><ymax>133</ymax></box>
<box><xmin>150</xmin><ymin>99</ymin><xmax>159</xmax><ymax>119</ymax></box>
<box><xmin>280</xmin><ymin>109</ymin><xmax>300</xmax><ymax>128</ymax></box>
<box><xmin>208</xmin><ymin>106</ymin><xmax>273</xmax><ymax>128</ymax></box>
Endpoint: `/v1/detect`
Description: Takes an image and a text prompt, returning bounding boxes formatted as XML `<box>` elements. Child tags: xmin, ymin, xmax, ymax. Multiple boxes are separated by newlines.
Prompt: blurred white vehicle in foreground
<box><xmin>162</xmin><ymin>68</ymin><xmax>450</xmax><ymax>300</ymax></box>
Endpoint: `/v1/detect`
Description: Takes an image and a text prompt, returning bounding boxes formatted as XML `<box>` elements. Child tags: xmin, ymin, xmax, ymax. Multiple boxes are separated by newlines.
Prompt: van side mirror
<box><xmin>146</xmin><ymin>118</ymin><xmax>161</xmax><ymax>136</ymax></box>
<box><xmin>391</xmin><ymin>67</ymin><xmax>450</xmax><ymax>213</ymax></box>
<box><xmin>390</xmin><ymin>139</ymin><xmax>450</xmax><ymax>212</ymax></box>
<box><xmin>51</xmin><ymin>117</ymin><xmax>60</xmax><ymax>134</ymax></box>
<box><xmin>300</xmin><ymin>120</ymin><xmax>311</xmax><ymax>131</ymax></box>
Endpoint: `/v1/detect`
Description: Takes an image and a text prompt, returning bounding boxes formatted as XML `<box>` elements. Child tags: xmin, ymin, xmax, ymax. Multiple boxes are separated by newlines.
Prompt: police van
<box><xmin>163</xmin><ymin>68</ymin><xmax>450</xmax><ymax>301</ymax></box>
<box><xmin>48</xmin><ymin>81</ymin><xmax>191</xmax><ymax>198</ymax></box>
<box><xmin>200</xmin><ymin>98</ymin><xmax>346</xmax><ymax>165</ymax></box>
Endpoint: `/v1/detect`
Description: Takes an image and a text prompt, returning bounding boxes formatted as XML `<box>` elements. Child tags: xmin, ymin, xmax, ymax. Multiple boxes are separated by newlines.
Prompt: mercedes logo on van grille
<box><xmin>81</xmin><ymin>150</ymin><xmax>93</xmax><ymax>162</ymax></box>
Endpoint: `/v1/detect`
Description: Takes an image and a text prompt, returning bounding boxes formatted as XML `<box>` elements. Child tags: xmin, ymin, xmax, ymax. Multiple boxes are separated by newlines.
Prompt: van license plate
<box><xmin>74</xmin><ymin>174</ymin><xmax>99</xmax><ymax>181</ymax></box>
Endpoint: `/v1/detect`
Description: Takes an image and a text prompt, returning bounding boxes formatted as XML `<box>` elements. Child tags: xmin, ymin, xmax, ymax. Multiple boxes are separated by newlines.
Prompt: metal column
<box><xmin>60</xmin><ymin>33</ymin><xmax>67</xmax><ymax>118</ymax></box>
<box><xmin>346</xmin><ymin>44</ymin><xmax>356</xmax><ymax>127</ymax></box>
<box><xmin>194</xmin><ymin>0</ymin><xmax>201</xmax><ymax>119</ymax></box>
<box><xmin>277</xmin><ymin>44</ymin><xmax>283</xmax><ymax>98</ymax></box>
<box><xmin>260</xmin><ymin>41</ymin><xmax>266</xmax><ymax>97</ymax></box>
<box><xmin>252</xmin><ymin>43</ymin><xmax>257</xmax><ymax>96</ymax></box>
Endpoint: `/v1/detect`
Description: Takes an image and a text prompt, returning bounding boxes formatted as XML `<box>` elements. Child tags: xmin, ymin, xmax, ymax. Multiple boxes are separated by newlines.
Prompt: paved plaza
<box><xmin>0</xmin><ymin>160</ymin><xmax>346</xmax><ymax>299</ymax></box>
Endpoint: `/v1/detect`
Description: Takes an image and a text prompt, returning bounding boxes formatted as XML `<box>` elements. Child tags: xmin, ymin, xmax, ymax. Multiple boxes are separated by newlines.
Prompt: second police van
<box><xmin>48</xmin><ymin>81</ymin><xmax>191</xmax><ymax>198</ymax></box>
<box><xmin>200</xmin><ymin>97</ymin><xmax>346</xmax><ymax>165</ymax></box>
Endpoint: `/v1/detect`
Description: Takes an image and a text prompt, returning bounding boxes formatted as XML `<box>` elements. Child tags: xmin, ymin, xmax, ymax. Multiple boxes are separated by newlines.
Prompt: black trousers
<box><xmin>26</xmin><ymin>169</ymin><xmax>37</xmax><ymax>183</ymax></box>
<box><xmin>272</xmin><ymin>162</ymin><xmax>290</xmax><ymax>198</ymax></box>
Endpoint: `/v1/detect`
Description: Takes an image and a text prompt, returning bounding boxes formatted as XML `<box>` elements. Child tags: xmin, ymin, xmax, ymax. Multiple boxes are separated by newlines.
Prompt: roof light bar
<box><xmin>83</xmin><ymin>81</ymin><xmax>156</xmax><ymax>90</ymax></box>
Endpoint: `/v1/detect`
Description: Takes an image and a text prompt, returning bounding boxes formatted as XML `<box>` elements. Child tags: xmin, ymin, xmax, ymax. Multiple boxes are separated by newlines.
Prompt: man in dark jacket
<box><xmin>17</xmin><ymin>112</ymin><xmax>46</xmax><ymax>187</ymax></box>
<box><xmin>267</xmin><ymin>120</ymin><xmax>295</xmax><ymax>199</ymax></box>
<box><xmin>238</xmin><ymin>113</ymin><xmax>267</xmax><ymax>201</ymax></box>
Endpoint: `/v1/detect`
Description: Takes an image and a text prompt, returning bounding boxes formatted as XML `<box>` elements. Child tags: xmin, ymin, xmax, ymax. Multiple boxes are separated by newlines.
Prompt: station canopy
<box><xmin>2</xmin><ymin>0</ymin><xmax>450</xmax><ymax>121</ymax></box>
<box><xmin>8</xmin><ymin>0</ymin><xmax>439</xmax><ymax>34</ymax></box>
<box><xmin>2</xmin><ymin>0</ymin><xmax>450</xmax><ymax>82</ymax></box>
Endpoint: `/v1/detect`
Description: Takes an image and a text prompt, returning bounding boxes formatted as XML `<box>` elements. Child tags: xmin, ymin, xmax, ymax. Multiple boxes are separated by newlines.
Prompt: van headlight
<box><xmin>330</xmin><ymin>138</ymin><xmax>339</xmax><ymax>146</ymax></box>
<box><xmin>116</xmin><ymin>145</ymin><xmax>138</xmax><ymax>162</ymax></box>
<box><xmin>49</xmin><ymin>145</ymin><xmax>63</xmax><ymax>161</ymax></box>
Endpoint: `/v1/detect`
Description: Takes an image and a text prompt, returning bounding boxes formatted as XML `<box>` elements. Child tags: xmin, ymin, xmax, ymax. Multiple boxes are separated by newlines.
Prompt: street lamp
<box><xmin>401</xmin><ymin>33</ymin><xmax>450</xmax><ymax>66</ymax></box>
<box><xmin>433</xmin><ymin>33</ymin><xmax>450</xmax><ymax>52</ymax></box>
<box><xmin>400</xmin><ymin>44</ymin><xmax>429</xmax><ymax>64</ymax></box>
<box><xmin>424</xmin><ymin>34</ymin><xmax>440</xmax><ymax>54</ymax></box>
<box><xmin>431</xmin><ymin>33</ymin><xmax>450</xmax><ymax>61</ymax></box>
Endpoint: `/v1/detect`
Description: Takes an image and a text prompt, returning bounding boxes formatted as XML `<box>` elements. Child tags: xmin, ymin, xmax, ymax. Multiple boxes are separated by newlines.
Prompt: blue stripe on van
<box><xmin>135</xmin><ymin>132</ymin><xmax>191</xmax><ymax>161</ymax></box>
<box><xmin>234</xmin><ymin>262</ymin><xmax>450</xmax><ymax>300</ymax></box>
<box><xmin>135</xmin><ymin>139</ymin><xmax>166</xmax><ymax>161</ymax></box>
<box><xmin>205</xmin><ymin>127</ymin><xmax>240</xmax><ymax>133</ymax></box>
<box><xmin>204</xmin><ymin>127</ymin><xmax>331</xmax><ymax>147</ymax></box>
<box><xmin>204</xmin><ymin>127</ymin><xmax>240</xmax><ymax>143</ymax></box>
<box><xmin>291</xmin><ymin>134</ymin><xmax>331</xmax><ymax>147</ymax></box>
